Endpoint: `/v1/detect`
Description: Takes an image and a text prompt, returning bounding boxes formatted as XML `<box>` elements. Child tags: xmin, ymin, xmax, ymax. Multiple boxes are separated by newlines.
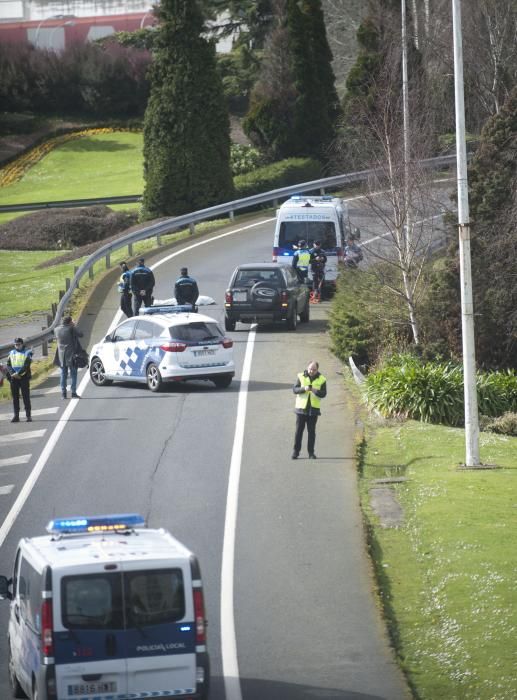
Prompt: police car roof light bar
<box><xmin>46</xmin><ymin>513</ymin><xmax>146</xmax><ymax>536</ymax></box>
<box><xmin>141</xmin><ymin>304</ymin><xmax>197</xmax><ymax>316</ymax></box>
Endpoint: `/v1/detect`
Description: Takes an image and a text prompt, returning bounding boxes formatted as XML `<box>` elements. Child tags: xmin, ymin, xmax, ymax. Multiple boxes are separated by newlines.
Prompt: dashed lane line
<box><xmin>0</xmin><ymin>430</ymin><xmax>46</xmax><ymax>444</ymax></box>
<box><xmin>0</xmin><ymin>407</ymin><xmax>58</xmax><ymax>421</ymax></box>
<box><xmin>0</xmin><ymin>485</ymin><xmax>14</xmax><ymax>495</ymax></box>
<box><xmin>0</xmin><ymin>455</ymin><xmax>31</xmax><ymax>468</ymax></box>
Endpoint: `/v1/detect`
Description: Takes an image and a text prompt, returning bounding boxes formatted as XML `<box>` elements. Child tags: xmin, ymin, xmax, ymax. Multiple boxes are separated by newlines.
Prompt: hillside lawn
<box><xmin>1</xmin><ymin>129</ymin><xmax>515</xmax><ymax>699</ymax></box>
<box><xmin>361</xmin><ymin>419</ymin><xmax>516</xmax><ymax>699</ymax></box>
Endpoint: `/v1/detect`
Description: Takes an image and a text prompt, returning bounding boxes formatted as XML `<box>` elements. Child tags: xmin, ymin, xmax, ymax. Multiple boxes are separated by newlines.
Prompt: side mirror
<box><xmin>104</xmin><ymin>334</ymin><xmax>113</xmax><ymax>342</ymax></box>
<box><xmin>0</xmin><ymin>575</ymin><xmax>12</xmax><ymax>600</ymax></box>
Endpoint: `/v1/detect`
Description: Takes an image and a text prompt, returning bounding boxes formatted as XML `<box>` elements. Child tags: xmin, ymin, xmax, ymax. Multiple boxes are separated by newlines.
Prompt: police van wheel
<box><xmin>146</xmin><ymin>363</ymin><xmax>163</xmax><ymax>392</ymax></box>
<box><xmin>287</xmin><ymin>305</ymin><xmax>298</xmax><ymax>330</ymax></box>
<box><xmin>90</xmin><ymin>358</ymin><xmax>112</xmax><ymax>386</ymax></box>
<box><xmin>8</xmin><ymin>645</ymin><xmax>26</xmax><ymax>698</ymax></box>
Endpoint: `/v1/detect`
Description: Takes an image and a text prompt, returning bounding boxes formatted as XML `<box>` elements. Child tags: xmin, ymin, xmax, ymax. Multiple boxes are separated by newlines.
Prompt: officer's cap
<box><xmin>298</xmin><ymin>239</ymin><xmax>306</xmax><ymax>247</ymax></box>
<box><xmin>14</xmin><ymin>337</ymin><xmax>23</xmax><ymax>344</ymax></box>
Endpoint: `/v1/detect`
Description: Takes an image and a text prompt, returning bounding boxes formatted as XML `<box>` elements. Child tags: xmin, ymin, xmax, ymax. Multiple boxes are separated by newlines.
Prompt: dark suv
<box><xmin>224</xmin><ymin>263</ymin><xmax>310</xmax><ymax>331</ymax></box>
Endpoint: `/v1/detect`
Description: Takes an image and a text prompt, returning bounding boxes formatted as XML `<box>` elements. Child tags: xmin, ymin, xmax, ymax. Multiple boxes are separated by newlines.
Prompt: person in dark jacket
<box><xmin>292</xmin><ymin>360</ymin><xmax>327</xmax><ymax>459</ymax></box>
<box><xmin>54</xmin><ymin>316</ymin><xmax>84</xmax><ymax>399</ymax></box>
<box><xmin>131</xmin><ymin>258</ymin><xmax>155</xmax><ymax>315</ymax></box>
<box><xmin>6</xmin><ymin>337</ymin><xmax>32</xmax><ymax>422</ymax></box>
<box><xmin>309</xmin><ymin>240</ymin><xmax>327</xmax><ymax>301</ymax></box>
<box><xmin>174</xmin><ymin>267</ymin><xmax>199</xmax><ymax>307</ymax></box>
<box><xmin>118</xmin><ymin>261</ymin><xmax>132</xmax><ymax>317</ymax></box>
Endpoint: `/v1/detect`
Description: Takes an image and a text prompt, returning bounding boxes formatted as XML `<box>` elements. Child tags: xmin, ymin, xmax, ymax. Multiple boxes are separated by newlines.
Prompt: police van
<box><xmin>0</xmin><ymin>514</ymin><xmax>209</xmax><ymax>700</ymax></box>
<box><xmin>272</xmin><ymin>195</ymin><xmax>350</xmax><ymax>291</ymax></box>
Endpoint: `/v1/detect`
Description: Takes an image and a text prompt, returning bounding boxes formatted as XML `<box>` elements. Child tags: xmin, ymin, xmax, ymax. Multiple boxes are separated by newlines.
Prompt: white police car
<box><xmin>89</xmin><ymin>306</ymin><xmax>235</xmax><ymax>391</ymax></box>
<box><xmin>0</xmin><ymin>514</ymin><xmax>209</xmax><ymax>700</ymax></box>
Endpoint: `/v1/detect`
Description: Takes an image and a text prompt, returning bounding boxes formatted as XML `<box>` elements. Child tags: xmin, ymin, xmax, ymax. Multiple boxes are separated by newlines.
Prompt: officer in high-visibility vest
<box><xmin>6</xmin><ymin>337</ymin><xmax>32</xmax><ymax>423</ymax></box>
<box><xmin>292</xmin><ymin>360</ymin><xmax>327</xmax><ymax>459</ymax></box>
<box><xmin>292</xmin><ymin>239</ymin><xmax>311</xmax><ymax>282</ymax></box>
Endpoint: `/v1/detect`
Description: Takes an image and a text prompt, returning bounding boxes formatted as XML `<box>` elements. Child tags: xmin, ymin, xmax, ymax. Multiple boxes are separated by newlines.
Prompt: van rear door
<box><xmin>54</xmin><ymin>571</ymin><xmax>128</xmax><ymax>699</ymax></box>
<box><xmin>122</xmin><ymin>562</ymin><xmax>197</xmax><ymax>696</ymax></box>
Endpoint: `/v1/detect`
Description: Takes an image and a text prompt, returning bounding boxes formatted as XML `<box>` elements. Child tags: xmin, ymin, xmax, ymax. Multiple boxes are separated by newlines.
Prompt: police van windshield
<box><xmin>62</xmin><ymin>569</ymin><xmax>185</xmax><ymax>630</ymax></box>
<box><xmin>279</xmin><ymin>222</ymin><xmax>337</xmax><ymax>250</ymax></box>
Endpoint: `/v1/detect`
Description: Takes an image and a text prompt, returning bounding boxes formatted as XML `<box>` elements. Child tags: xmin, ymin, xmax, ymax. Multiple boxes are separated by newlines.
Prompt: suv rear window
<box><xmin>234</xmin><ymin>269</ymin><xmax>284</xmax><ymax>287</ymax></box>
<box><xmin>62</xmin><ymin>569</ymin><xmax>185</xmax><ymax>630</ymax></box>
<box><xmin>169</xmin><ymin>321</ymin><xmax>223</xmax><ymax>342</ymax></box>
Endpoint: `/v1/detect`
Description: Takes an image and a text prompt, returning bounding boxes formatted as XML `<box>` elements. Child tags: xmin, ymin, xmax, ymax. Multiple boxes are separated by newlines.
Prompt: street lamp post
<box><xmin>452</xmin><ymin>0</ymin><xmax>481</xmax><ymax>467</ymax></box>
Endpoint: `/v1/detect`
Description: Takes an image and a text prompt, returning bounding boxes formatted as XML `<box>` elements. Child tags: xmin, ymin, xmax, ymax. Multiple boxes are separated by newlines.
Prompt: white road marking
<box><xmin>0</xmin><ymin>430</ymin><xmax>46</xmax><ymax>444</ymax></box>
<box><xmin>0</xmin><ymin>407</ymin><xmax>58</xmax><ymax>421</ymax></box>
<box><xmin>220</xmin><ymin>327</ymin><xmax>256</xmax><ymax>700</ymax></box>
<box><xmin>40</xmin><ymin>384</ymin><xmax>63</xmax><ymax>394</ymax></box>
<box><xmin>0</xmin><ymin>455</ymin><xmax>31</xmax><ymax>468</ymax></box>
<box><xmin>0</xmin><ymin>485</ymin><xmax>14</xmax><ymax>495</ymax></box>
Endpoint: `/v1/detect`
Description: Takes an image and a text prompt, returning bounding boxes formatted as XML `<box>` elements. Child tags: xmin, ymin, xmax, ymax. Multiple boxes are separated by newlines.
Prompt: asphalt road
<box><xmin>0</xmin><ymin>211</ymin><xmax>412</xmax><ymax>699</ymax></box>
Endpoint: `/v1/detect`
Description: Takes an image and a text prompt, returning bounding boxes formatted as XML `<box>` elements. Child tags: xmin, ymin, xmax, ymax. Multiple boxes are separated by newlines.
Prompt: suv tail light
<box><xmin>222</xmin><ymin>338</ymin><xmax>233</xmax><ymax>349</ymax></box>
<box><xmin>160</xmin><ymin>342</ymin><xmax>187</xmax><ymax>352</ymax></box>
<box><xmin>280</xmin><ymin>290</ymin><xmax>289</xmax><ymax>307</ymax></box>
<box><xmin>193</xmin><ymin>589</ymin><xmax>206</xmax><ymax>644</ymax></box>
<box><xmin>41</xmin><ymin>598</ymin><xmax>54</xmax><ymax>657</ymax></box>
<box><xmin>225</xmin><ymin>291</ymin><xmax>233</xmax><ymax>305</ymax></box>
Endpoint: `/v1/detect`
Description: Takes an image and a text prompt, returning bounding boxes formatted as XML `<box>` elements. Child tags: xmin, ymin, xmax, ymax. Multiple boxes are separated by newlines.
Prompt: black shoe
<box><xmin>291</xmin><ymin>451</ymin><xmax>299</xmax><ymax>459</ymax></box>
<box><xmin>11</xmin><ymin>416</ymin><xmax>19</xmax><ymax>423</ymax></box>
<box><xmin>71</xmin><ymin>393</ymin><xmax>80</xmax><ymax>398</ymax></box>
<box><xmin>62</xmin><ymin>393</ymin><xmax>67</xmax><ymax>399</ymax></box>
<box><xmin>308</xmin><ymin>453</ymin><xmax>317</xmax><ymax>459</ymax></box>
<box><xmin>26</xmin><ymin>416</ymin><xmax>32</xmax><ymax>422</ymax></box>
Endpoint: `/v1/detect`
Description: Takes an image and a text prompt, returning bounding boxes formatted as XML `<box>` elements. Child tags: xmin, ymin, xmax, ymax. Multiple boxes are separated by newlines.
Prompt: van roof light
<box><xmin>46</xmin><ymin>513</ymin><xmax>145</xmax><ymax>535</ymax></box>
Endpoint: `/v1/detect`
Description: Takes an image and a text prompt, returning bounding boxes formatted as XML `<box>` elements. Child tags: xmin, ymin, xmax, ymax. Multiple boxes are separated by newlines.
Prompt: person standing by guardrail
<box><xmin>131</xmin><ymin>258</ymin><xmax>155</xmax><ymax>315</ymax></box>
<box><xmin>54</xmin><ymin>316</ymin><xmax>83</xmax><ymax>399</ymax></box>
<box><xmin>6</xmin><ymin>337</ymin><xmax>32</xmax><ymax>422</ymax></box>
<box><xmin>118</xmin><ymin>261</ymin><xmax>133</xmax><ymax>317</ymax></box>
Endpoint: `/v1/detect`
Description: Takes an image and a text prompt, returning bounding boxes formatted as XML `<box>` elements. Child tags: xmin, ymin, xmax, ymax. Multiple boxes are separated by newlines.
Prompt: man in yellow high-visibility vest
<box><xmin>292</xmin><ymin>360</ymin><xmax>327</xmax><ymax>459</ymax></box>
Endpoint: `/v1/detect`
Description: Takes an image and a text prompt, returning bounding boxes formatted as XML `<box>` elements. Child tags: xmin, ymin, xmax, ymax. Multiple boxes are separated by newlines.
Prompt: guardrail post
<box><xmin>273</xmin><ymin>199</ymin><xmax>278</xmax><ymax>208</ymax></box>
<box><xmin>59</xmin><ymin>290</ymin><xmax>65</xmax><ymax>300</ymax></box>
<box><xmin>65</xmin><ymin>278</ymin><xmax>70</xmax><ymax>291</ymax></box>
<box><xmin>74</xmin><ymin>266</ymin><xmax>79</xmax><ymax>285</ymax></box>
<box><xmin>229</xmin><ymin>210</ymin><xmax>235</xmax><ymax>221</ymax></box>
<box><xmin>51</xmin><ymin>303</ymin><xmax>57</xmax><ymax>318</ymax></box>
<box><xmin>41</xmin><ymin>329</ymin><xmax>48</xmax><ymax>357</ymax></box>
<box><xmin>320</xmin><ymin>188</ymin><xmax>326</xmax><ymax>195</ymax></box>
<box><xmin>157</xmin><ymin>235</ymin><xmax>162</xmax><ymax>246</ymax></box>
<box><xmin>128</xmin><ymin>243</ymin><xmax>133</xmax><ymax>257</ymax></box>
<box><xmin>189</xmin><ymin>223</ymin><xmax>195</xmax><ymax>236</ymax></box>
<box><xmin>105</xmin><ymin>253</ymin><xmax>111</xmax><ymax>269</ymax></box>
<box><xmin>89</xmin><ymin>266</ymin><xmax>94</xmax><ymax>280</ymax></box>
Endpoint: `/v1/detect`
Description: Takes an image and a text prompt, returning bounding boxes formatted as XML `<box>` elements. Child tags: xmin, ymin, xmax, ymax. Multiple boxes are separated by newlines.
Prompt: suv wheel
<box><xmin>146</xmin><ymin>363</ymin><xmax>163</xmax><ymax>392</ymax></box>
<box><xmin>299</xmin><ymin>300</ymin><xmax>310</xmax><ymax>323</ymax></box>
<box><xmin>224</xmin><ymin>314</ymin><xmax>236</xmax><ymax>332</ymax></box>
<box><xmin>287</xmin><ymin>305</ymin><xmax>298</xmax><ymax>331</ymax></box>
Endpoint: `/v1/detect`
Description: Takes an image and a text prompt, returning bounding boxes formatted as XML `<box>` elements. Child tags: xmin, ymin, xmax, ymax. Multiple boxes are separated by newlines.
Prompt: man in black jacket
<box><xmin>131</xmin><ymin>258</ymin><xmax>155</xmax><ymax>315</ymax></box>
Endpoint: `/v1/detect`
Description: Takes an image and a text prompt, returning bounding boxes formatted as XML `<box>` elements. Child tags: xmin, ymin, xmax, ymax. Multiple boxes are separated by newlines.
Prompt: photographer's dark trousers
<box><xmin>10</xmin><ymin>375</ymin><xmax>31</xmax><ymax>418</ymax></box>
<box><xmin>294</xmin><ymin>413</ymin><xmax>318</xmax><ymax>455</ymax></box>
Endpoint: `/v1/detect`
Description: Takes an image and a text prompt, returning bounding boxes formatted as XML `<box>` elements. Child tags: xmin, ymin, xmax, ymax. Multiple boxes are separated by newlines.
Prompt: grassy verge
<box><xmin>359</xmin><ymin>417</ymin><xmax>516</xmax><ymax>699</ymax></box>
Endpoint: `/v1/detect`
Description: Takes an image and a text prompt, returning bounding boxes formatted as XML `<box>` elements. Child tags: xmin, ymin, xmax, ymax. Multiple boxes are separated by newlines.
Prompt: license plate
<box><xmin>68</xmin><ymin>681</ymin><xmax>117</xmax><ymax>696</ymax></box>
<box><xmin>233</xmin><ymin>291</ymin><xmax>247</xmax><ymax>302</ymax></box>
<box><xmin>193</xmin><ymin>349</ymin><xmax>216</xmax><ymax>357</ymax></box>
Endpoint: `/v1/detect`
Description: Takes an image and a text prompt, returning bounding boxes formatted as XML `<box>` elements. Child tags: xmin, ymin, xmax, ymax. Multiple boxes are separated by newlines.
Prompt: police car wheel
<box><xmin>89</xmin><ymin>357</ymin><xmax>112</xmax><ymax>386</ymax></box>
<box><xmin>213</xmin><ymin>374</ymin><xmax>232</xmax><ymax>388</ymax></box>
<box><xmin>8</xmin><ymin>645</ymin><xmax>25</xmax><ymax>698</ymax></box>
<box><xmin>146</xmin><ymin>363</ymin><xmax>163</xmax><ymax>392</ymax></box>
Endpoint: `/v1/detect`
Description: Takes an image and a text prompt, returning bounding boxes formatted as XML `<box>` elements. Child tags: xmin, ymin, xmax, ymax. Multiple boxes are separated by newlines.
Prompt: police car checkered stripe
<box><xmin>72</xmin><ymin>690</ymin><xmax>195</xmax><ymax>699</ymax></box>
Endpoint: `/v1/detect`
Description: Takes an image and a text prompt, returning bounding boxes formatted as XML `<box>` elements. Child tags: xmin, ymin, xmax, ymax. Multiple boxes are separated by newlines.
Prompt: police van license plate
<box><xmin>233</xmin><ymin>291</ymin><xmax>247</xmax><ymax>302</ymax></box>
<box><xmin>68</xmin><ymin>681</ymin><xmax>117</xmax><ymax>695</ymax></box>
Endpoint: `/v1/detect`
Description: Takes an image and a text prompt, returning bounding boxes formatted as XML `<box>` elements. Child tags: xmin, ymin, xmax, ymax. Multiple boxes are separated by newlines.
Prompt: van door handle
<box><xmin>105</xmin><ymin>634</ymin><xmax>117</xmax><ymax>657</ymax></box>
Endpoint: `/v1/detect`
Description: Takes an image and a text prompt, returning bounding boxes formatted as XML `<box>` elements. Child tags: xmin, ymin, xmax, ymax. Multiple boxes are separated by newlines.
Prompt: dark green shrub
<box><xmin>233</xmin><ymin>157</ymin><xmax>321</xmax><ymax>198</ymax></box>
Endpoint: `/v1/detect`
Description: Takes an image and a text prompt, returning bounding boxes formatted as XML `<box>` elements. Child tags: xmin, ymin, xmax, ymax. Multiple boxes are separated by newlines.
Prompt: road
<box><xmin>0</xmin><ymin>210</ymin><xmax>412</xmax><ymax>699</ymax></box>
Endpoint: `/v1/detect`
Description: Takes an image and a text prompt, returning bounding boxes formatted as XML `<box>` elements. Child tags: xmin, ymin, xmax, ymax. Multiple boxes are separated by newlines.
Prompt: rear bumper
<box><xmin>226</xmin><ymin>306</ymin><xmax>290</xmax><ymax>323</ymax></box>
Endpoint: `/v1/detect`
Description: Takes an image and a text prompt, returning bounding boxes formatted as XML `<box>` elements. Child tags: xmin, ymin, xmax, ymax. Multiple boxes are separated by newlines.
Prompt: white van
<box><xmin>272</xmin><ymin>195</ymin><xmax>349</xmax><ymax>292</ymax></box>
<box><xmin>0</xmin><ymin>514</ymin><xmax>209</xmax><ymax>700</ymax></box>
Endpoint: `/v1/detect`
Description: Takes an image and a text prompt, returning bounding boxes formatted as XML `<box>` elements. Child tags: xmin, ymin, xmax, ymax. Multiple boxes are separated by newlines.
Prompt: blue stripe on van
<box><xmin>54</xmin><ymin>623</ymin><xmax>196</xmax><ymax>664</ymax></box>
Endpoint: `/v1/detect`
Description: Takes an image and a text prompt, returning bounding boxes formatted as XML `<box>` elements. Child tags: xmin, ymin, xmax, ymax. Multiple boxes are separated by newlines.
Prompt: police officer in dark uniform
<box><xmin>6</xmin><ymin>337</ymin><xmax>32</xmax><ymax>423</ymax></box>
<box><xmin>309</xmin><ymin>240</ymin><xmax>327</xmax><ymax>301</ymax></box>
<box><xmin>118</xmin><ymin>261</ymin><xmax>132</xmax><ymax>317</ymax></box>
<box><xmin>131</xmin><ymin>258</ymin><xmax>155</xmax><ymax>315</ymax></box>
<box><xmin>174</xmin><ymin>267</ymin><xmax>199</xmax><ymax>307</ymax></box>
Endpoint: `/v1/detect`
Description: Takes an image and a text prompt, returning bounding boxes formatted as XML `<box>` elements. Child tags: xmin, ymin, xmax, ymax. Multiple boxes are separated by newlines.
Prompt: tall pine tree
<box><xmin>142</xmin><ymin>0</ymin><xmax>234</xmax><ymax>218</ymax></box>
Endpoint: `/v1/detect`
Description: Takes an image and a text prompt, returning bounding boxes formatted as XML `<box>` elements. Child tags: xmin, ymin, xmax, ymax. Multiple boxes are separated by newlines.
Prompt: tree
<box><xmin>142</xmin><ymin>0</ymin><xmax>234</xmax><ymax>219</ymax></box>
<box><xmin>244</xmin><ymin>0</ymin><xmax>340</xmax><ymax>161</ymax></box>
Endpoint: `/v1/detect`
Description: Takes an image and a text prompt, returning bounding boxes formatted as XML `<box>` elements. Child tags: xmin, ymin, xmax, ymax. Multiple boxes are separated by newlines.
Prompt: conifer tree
<box><xmin>142</xmin><ymin>0</ymin><xmax>234</xmax><ymax>218</ymax></box>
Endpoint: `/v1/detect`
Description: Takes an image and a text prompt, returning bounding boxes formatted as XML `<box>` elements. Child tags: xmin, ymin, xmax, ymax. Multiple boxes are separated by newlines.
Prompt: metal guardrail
<box><xmin>0</xmin><ymin>154</ymin><xmax>455</xmax><ymax>358</ymax></box>
<box><xmin>0</xmin><ymin>194</ymin><xmax>142</xmax><ymax>213</ymax></box>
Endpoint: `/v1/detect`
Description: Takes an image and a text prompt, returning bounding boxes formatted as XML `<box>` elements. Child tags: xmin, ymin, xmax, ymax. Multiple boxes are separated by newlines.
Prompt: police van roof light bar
<box><xmin>47</xmin><ymin>513</ymin><xmax>145</xmax><ymax>535</ymax></box>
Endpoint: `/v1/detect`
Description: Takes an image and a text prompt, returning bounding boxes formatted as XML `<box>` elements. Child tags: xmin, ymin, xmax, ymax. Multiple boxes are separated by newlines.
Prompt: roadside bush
<box><xmin>230</xmin><ymin>144</ymin><xmax>265</xmax><ymax>176</ymax></box>
<box><xmin>234</xmin><ymin>157</ymin><xmax>321</xmax><ymax>198</ymax></box>
<box><xmin>480</xmin><ymin>412</ymin><xmax>517</xmax><ymax>436</ymax></box>
<box><xmin>364</xmin><ymin>355</ymin><xmax>517</xmax><ymax>426</ymax></box>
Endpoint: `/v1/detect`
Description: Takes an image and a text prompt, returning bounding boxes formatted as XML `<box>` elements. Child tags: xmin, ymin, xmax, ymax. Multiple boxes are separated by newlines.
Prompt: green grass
<box><xmin>360</xmin><ymin>420</ymin><xmax>517</xmax><ymax>699</ymax></box>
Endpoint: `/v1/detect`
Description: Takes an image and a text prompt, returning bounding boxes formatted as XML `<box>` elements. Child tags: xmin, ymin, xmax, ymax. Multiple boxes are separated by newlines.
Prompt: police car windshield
<box><xmin>62</xmin><ymin>569</ymin><xmax>185</xmax><ymax>630</ymax></box>
<box><xmin>279</xmin><ymin>221</ymin><xmax>336</xmax><ymax>249</ymax></box>
<box><xmin>169</xmin><ymin>322</ymin><xmax>223</xmax><ymax>342</ymax></box>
